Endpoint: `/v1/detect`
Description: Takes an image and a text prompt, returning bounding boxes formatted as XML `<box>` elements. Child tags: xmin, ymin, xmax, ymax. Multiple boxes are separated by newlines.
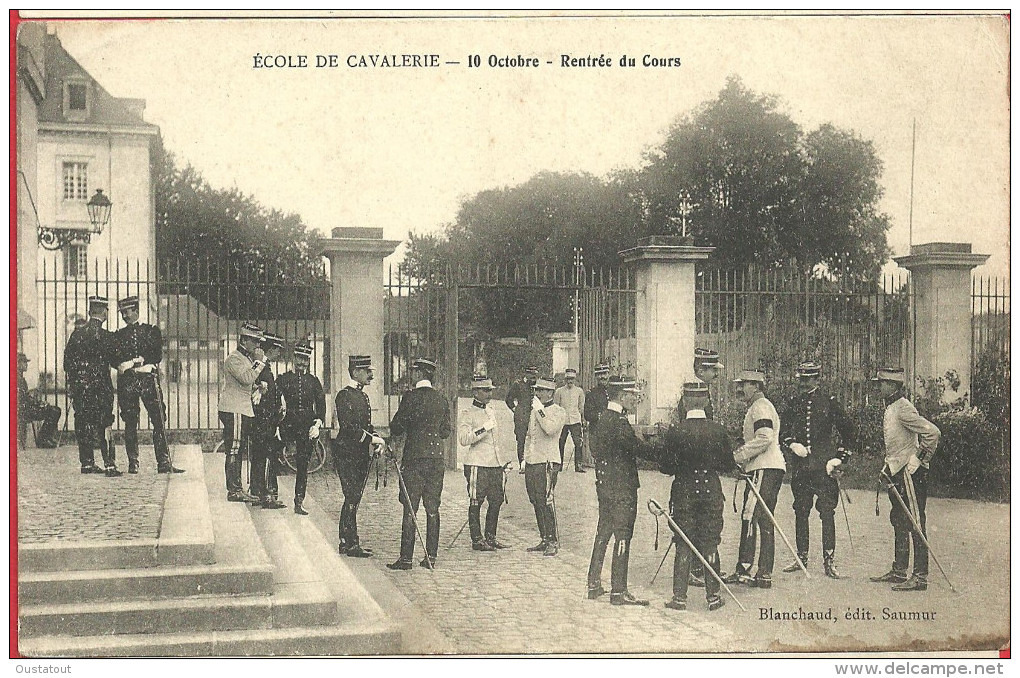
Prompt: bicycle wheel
<box><xmin>283</xmin><ymin>438</ymin><xmax>328</xmax><ymax>474</ymax></box>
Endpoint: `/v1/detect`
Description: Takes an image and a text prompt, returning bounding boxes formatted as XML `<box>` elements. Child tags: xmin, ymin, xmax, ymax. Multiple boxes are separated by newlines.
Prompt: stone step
<box><xmin>18</xmin><ymin>446</ymin><xmax>214</xmax><ymax>573</ymax></box>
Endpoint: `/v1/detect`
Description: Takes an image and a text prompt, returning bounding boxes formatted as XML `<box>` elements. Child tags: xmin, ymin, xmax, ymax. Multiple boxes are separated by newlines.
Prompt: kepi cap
<box><xmin>733</xmin><ymin>369</ymin><xmax>766</xmax><ymax>384</ymax></box>
<box><xmin>564</xmin><ymin>368</ymin><xmax>577</xmax><ymax>378</ymax></box>
<box><xmin>349</xmin><ymin>355</ymin><xmax>373</xmax><ymax>371</ymax></box>
<box><xmin>261</xmin><ymin>331</ymin><xmax>285</xmax><ymax>349</ymax></box>
<box><xmin>594</xmin><ymin>363</ymin><xmax>610</xmax><ymax>376</ymax></box>
<box><xmin>695</xmin><ymin>347</ymin><xmax>724</xmax><ymax>370</ymax></box>
<box><xmin>524</xmin><ymin>366</ymin><xmax>539</xmax><ymax>376</ymax></box>
<box><xmin>683</xmin><ymin>380</ymin><xmax>710</xmax><ymax>397</ymax></box>
<box><xmin>796</xmin><ymin>361</ymin><xmax>822</xmax><ymax>378</ymax></box>
<box><xmin>240</xmin><ymin>323</ymin><xmax>264</xmax><ymax>341</ymax></box>
<box><xmin>294</xmin><ymin>342</ymin><xmax>313</xmax><ymax>359</ymax></box>
<box><xmin>117</xmin><ymin>296</ymin><xmax>140</xmax><ymax>311</ymax></box>
<box><xmin>533</xmin><ymin>377</ymin><xmax>557</xmax><ymax>391</ymax></box>
<box><xmin>608</xmin><ymin>375</ymin><xmax>642</xmax><ymax>393</ymax></box>
<box><xmin>470</xmin><ymin>375</ymin><xmax>495</xmax><ymax>390</ymax></box>
<box><xmin>412</xmin><ymin>357</ymin><xmax>438</xmax><ymax>372</ymax></box>
<box><xmin>871</xmin><ymin>367</ymin><xmax>906</xmax><ymax>383</ymax></box>
<box><xmin>87</xmin><ymin>295</ymin><xmax>109</xmax><ymax>310</ymax></box>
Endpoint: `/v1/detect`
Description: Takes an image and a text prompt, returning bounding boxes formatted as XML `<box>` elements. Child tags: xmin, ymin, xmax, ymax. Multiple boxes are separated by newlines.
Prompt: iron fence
<box><xmin>34</xmin><ymin>257</ymin><xmax>330</xmax><ymax>432</ymax></box>
<box><xmin>694</xmin><ymin>266</ymin><xmax>913</xmax><ymax>412</ymax></box>
<box><xmin>971</xmin><ymin>274</ymin><xmax>1010</xmax><ymax>415</ymax></box>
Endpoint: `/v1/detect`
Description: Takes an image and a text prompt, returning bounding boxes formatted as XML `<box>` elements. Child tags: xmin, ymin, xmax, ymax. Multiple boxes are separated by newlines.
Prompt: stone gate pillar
<box><xmin>620</xmin><ymin>237</ymin><xmax>714</xmax><ymax>425</ymax></box>
<box><xmin>894</xmin><ymin>242</ymin><xmax>988</xmax><ymax>402</ymax></box>
<box><xmin>319</xmin><ymin>227</ymin><xmax>401</xmax><ymax>428</ymax></box>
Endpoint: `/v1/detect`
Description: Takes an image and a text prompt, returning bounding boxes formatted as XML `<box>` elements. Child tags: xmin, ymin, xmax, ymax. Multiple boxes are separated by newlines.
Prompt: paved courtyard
<box><xmin>304</xmin><ymin>412</ymin><xmax>1009</xmax><ymax>654</ymax></box>
<box><xmin>17</xmin><ymin>447</ymin><xmax>168</xmax><ymax>544</ymax></box>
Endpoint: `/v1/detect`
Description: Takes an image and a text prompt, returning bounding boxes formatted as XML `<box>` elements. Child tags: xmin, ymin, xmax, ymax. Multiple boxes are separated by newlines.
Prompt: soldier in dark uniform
<box><xmin>779</xmin><ymin>361</ymin><xmax>857</xmax><ymax>578</ymax></box>
<box><xmin>63</xmin><ymin>295</ymin><xmax>120</xmax><ymax>476</ymax></box>
<box><xmin>659</xmin><ymin>382</ymin><xmax>733</xmax><ymax>612</ymax></box>
<box><xmin>676</xmin><ymin>349</ymin><xmax>724</xmax><ymax>588</ymax></box>
<box><xmin>676</xmin><ymin>348</ymin><xmax>724</xmax><ymax>421</ymax></box>
<box><xmin>386</xmin><ymin>357</ymin><xmax>452</xmax><ymax>571</ymax></box>
<box><xmin>249</xmin><ymin>332</ymin><xmax>286</xmax><ymax>509</ymax></box>
<box><xmin>333</xmin><ymin>354</ymin><xmax>385</xmax><ymax>557</ymax></box>
<box><xmin>586</xmin><ymin>376</ymin><xmax>658</xmax><ymax>606</ymax></box>
<box><xmin>277</xmin><ymin>342</ymin><xmax>326</xmax><ymax>516</ymax></box>
<box><xmin>582</xmin><ymin>363</ymin><xmax>610</xmax><ymax>463</ymax></box>
<box><xmin>112</xmin><ymin>295</ymin><xmax>182</xmax><ymax>473</ymax></box>
<box><xmin>18</xmin><ymin>353</ymin><xmax>61</xmax><ymax>448</ymax></box>
<box><xmin>505</xmin><ymin>365</ymin><xmax>538</xmax><ymax>473</ymax></box>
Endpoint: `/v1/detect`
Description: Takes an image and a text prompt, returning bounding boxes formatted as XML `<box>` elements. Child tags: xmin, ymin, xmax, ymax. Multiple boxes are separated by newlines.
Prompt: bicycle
<box><xmin>210</xmin><ymin>436</ymin><xmax>328</xmax><ymax>474</ymax></box>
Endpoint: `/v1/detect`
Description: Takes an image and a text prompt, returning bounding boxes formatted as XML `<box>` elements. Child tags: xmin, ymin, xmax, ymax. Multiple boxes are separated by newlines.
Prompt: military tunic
<box><xmin>505</xmin><ymin>379</ymin><xmax>535</xmax><ymax>464</ymax></box>
<box><xmin>334</xmin><ymin>381</ymin><xmax>374</xmax><ymax>548</ymax></box>
<box><xmin>587</xmin><ymin>403</ymin><xmax>658</xmax><ymax>594</ymax></box>
<box><xmin>249</xmin><ymin>361</ymin><xmax>284</xmax><ymax>501</ymax></box>
<box><xmin>112</xmin><ymin>321</ymin><xmax>171</xmax><ymax>470</ymax></box>
<box><xmin>64</xmin><ymin>318</ymin><xmax>116</xmax><ymax>470</ymax></box>
<box><xmin>780</xmin><ymin>387</ymin><xmax>857</xmax><ymax>558</ymax></box>
<box><xmin>218</xmin><ymin>346</ymin><xmax>265</xmax><ymax>496</ymax></box>
<box><xmin>458</xmin><ymin>400</ymin><xmax>506</xmax><ymax>544</ymax></box>
<box><xmin>660</xmin><ymin>411</ymin><xmax>733</xmax><ymax>601</ymax></box>
<box><xmin>277</xmin><ymin>370</ymin><xmax>326</xmax><ymax>505</ymax></box>
<box><xmin>390</xmin><ymin>380</ymin><xmax>452</xmax><ymax>563</ymax></box>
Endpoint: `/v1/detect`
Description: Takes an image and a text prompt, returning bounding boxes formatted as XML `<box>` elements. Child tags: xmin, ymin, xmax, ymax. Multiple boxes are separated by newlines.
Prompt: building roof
<box><xmin>37</xmin><ymin>33</ymin><xmax>159</xmax><ymax>133</ymax></box>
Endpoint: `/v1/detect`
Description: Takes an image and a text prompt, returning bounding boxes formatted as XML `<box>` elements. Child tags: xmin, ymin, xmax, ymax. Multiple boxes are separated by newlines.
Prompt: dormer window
<box><xmin>62</xmin><ymin>78</ymin><xmax>89</xmax><ymax>120</ymax></box>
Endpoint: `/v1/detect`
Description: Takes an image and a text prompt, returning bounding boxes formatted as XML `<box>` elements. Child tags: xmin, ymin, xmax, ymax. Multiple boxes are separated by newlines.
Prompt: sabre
<box><xmin>834</xmin><ymin>474</ymin><xmax>856</xmax><ymax>555</ymax></box>
<box><xmin>647</xmin><ymin>499</ymin><xmax>746</xmax><ymax>611</ymax></box>
<box><xmin>388</xmin><ymin>448</ymin><xmax>434</xmax><ymax>570</ymax></box>
<box><xmin>446</xmin><ymin>516</ymin><xmax>471</xmax><ymax>550</ymax></box>
<box><xmin>650</xmin><ymin>540</ymin><xmax>675</xmax><ymax>585</ymax></box>
<box><xmin>880</xmin><ymin>469</ymin><xmax>956</xmax><ymax>592</ymax></box>
<box><xmin>152</xmin><ymin>372</ymin><xmax>174</xmax><ymax>468</ymax></box>
<box><xmin>739</xmin><ymin>473</ymin><xmax>810</xmax><ymax>578</ymax></box>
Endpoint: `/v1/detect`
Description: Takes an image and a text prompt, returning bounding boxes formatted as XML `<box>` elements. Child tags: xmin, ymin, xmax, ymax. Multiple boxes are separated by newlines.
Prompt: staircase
<box><xmin>18</xmin><ymin>446</ymin><xmax>401</xmax><ymax>657</ymax></box>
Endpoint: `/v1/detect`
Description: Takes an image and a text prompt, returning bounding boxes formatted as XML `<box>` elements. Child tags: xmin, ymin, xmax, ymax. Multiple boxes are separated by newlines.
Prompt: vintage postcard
<box><xmin>12</xmin><ymin>10</ymin><xmax>1010</xmax><ymax>664</ymax></box>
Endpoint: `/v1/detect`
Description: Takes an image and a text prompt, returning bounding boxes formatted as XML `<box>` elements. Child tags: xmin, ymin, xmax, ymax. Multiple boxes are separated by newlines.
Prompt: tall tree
<box><xmin>152</xmin><ymin>136</ymin><xmax>327</xmax><ymax>318</ymax></box>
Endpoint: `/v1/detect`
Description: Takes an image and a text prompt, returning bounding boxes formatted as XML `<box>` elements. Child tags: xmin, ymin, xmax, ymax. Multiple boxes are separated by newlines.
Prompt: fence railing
<box><xmin>35</xmin><ymin>257</ymin><xmax>330</xmax><ymax>432</ymax></box>
<box><xmin>694</xmin><ymin>267</ymin><xmax>913</xmax><ymax>412</ymax></box>
<box><xmin>971</xmin><ymin>274</ymin><xmax>1010</xmax><ymax>414</ymax></box>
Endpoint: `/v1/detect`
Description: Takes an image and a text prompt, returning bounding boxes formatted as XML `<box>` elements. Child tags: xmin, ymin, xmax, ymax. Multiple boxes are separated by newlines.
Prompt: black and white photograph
<box><xmin>12</xmin><ymin>10</ymin><xmax>1010</xmax><ymax>662</ymax></box>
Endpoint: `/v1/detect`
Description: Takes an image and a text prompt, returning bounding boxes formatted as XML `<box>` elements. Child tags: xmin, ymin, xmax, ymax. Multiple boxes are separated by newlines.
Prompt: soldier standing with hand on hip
<box><xmin>277</xmin><ymin>341</ymin><xmax>326</xmax><ymax>516</ymax></box>
<box><xmin>333</xmin><ymin>354</ymin><xmax>384</xmax><ymax>556</ymax></box>
<box><xmin>386</xmin><ymin>357</ymin><xmax>451</xmax><ymax>571</ymax></box>
<box><xmin>64</xmin><ymin>295</ymin><xmax>120</xmax><ymax>476</ymax></box>
<box><xmin>112</xmin><ymin>295</ymin><xmax>182</xmax><ymax>474</ymax></box>
<box><xmin>586</xmin><ymin>376</ymin><xmax>657</xmax><ymax>606</ymax></box>
<box><xmin>218</xmin><ymin>323</ymin><xmax>267</xmax><ymax>502</ymax></box>
<box><xmin>780</xmin><ymin>361</ymin><xmax>857</xmax><ymax>578</ymax></box>
<box><xmin>582</xmin><ymin>363</ymin><xmax>610</xmax><ymax>464</ymax></box>
<box><xmin>458</xmin><ymin>375</ymin><xmax>510</xmax><ymax>551</ymax></box>
<box><xmin>869</xmin><ymin>367</ymin><xmax>941</xmax><ymax>592</ymax></box>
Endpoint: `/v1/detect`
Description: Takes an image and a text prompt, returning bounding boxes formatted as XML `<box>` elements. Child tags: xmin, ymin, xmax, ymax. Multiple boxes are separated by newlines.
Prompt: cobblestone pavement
<box><xmin>306</xmin><ymin>403</ymin><xmax>1009</xmax><ymax>654</ymax></box>
<box><xmin>17</xmin><ymin>447</ymin><xmax>168</xmax><ymax>543</ymax></box>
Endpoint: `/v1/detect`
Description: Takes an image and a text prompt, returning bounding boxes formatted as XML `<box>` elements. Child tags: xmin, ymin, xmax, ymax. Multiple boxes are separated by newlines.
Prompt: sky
<box><xmin>44</xmin><ymin>12</ymin><xmax>1010</xmax><ymax>277</ymax></box>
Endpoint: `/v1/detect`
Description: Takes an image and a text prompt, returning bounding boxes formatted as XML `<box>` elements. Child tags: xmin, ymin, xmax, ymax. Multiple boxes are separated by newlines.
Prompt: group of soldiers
<box><xmin>56</xmin><ymin>304</ymin><xmax>943</xmax><ymax>613</ymax></box>
<box><xmin>59</xmin><ymin>294</ymin><xmax>184</xmax><ymax>476</ymax></box>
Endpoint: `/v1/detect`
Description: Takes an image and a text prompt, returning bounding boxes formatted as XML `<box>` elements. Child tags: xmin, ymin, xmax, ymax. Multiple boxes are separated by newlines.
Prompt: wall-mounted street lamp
<box><xmin>38</xmin><ymin>189</ymin><xmax>113</xmax><ymax>251</ymax></box>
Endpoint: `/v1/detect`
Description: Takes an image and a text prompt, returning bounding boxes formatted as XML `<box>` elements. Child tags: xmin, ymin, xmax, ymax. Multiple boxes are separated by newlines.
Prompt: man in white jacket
<box><xmin>458</xmin><ymin>376</ymin><xmax>510</xmax><ymax>551</ymax></box>
<box><xmin>869</xmin><ymin>367</ymin><xmax>941</xmax><ymax>592</ymax></box>
<box><xmin>218</xmin><ymin>323</ymin><xmax>267</xmax><ymax>502</ymax></box>
<box><xmin>724</xmin><ymin>370</ymin><xmax>785</xmax><ymax>589</ymax></box>
<box><xmin>524</xmin><ymin>377</ymin><xmax>567</xmax><ymax>556</ymax></box>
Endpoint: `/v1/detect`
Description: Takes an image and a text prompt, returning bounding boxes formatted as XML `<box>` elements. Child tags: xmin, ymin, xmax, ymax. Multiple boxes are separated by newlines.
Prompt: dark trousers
<box><xmin>735</xmin><ymin>468</ymin><xmax>784</xmax><ymax>576</ymax></box>
<box><xmin>674</xmin><ymin>546</ymin><xmax>721</xmax><ymax>602</ymax></box>
<box><xmin>558</xmin><ymin>423</ymin><xmax>584</xmax><ymax>469</ymax></box>
<box><xmin>118</xmin><ymin>372</ymin><xmax>171</xmax><ymax>469</ymax></box>
<box><xmin>587</xmin><ymin>490</ymin><xmax>638</xmax><ymax>593</ymax></box>
<box><xmin>397</xmin><ymin>457</ymin><xmax>445</xmax><ymax>563</ymax></box>
<box><xmin>791</xmin><ymin>469</ymin><xmax>840</xmax><ymax>557</ymax></box>
<box><xmin>73</xmin><ymin>404</ymin><xmax>116</xmax><ymax>470</ymax></box>
<box><xmin>515</xmin><ymin>427</ymin><xmax>528</xmax><ymax>464</ymax></box>
<box><xmin>889</xmin><ymin>467</ymin><xmax>929</xmax><ymax>576</ymax></box>
<box><xmin>250</xmin><ymin>425</ymin><xmax>282</xmax><ymax>500</ymax></box>
<box><xmin>219</xmin><ymin>411</ymin><xmax>252</xmax><ymax>495</ymax></box>
<box><xmin>19</xmin><ymin>402</ymin><xmax>61</xmax><ymax>448</ymax></box>
<box><xmin>292</xmin><ymin>438</ymin><xmax>315</xmax><ymax>503</ymax></box>
<box><xmin>525</xmin><ymin>462</ymin><xmax>560</xmax><ymax>543</ymax></box>
<box><xmin>465</xmin><ymin>465</ymin><xmax>505</xmax><ymax>543</ymax></box>
<box><xmin>338</xmin><ymin>456</ymin><xmax>370</xmax><ymax>547</ymax></box>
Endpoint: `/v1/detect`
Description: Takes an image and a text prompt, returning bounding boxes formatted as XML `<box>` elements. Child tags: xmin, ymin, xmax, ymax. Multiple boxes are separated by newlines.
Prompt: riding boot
<box><xmin>398</xmin><ymin>508</ymin><xmax>416</xmax><ymax>563</ymax></box>
<box><xmin>468</xmin><ymin>502</ymin><xmax>483</xmax><ymax>544</ymax></box>
<box><xmin>484</xmin><ymin>502</ymin><xmax>502</xmax><ymax>543</ymax></box>
<box><xmin>672</xmin><ymin>542</ymin><xmax>692</xmax><ymax>602</ymax></box>
<box><xmin>610</xmin><ymin>537</ymin><xmax>631</xmax><ymax>594</ymax></box>
<box><xmin>425</xmin><ymin>512</ymin><xmax>441</xmax><ymax>563</ymax></box>
<box><xmin>823</xmin><ymin>549</ymin><xmax>843</xmax><ymax>579</ymax></box>
<box><xmin>124</xmin><ymin>419</ymin><xmax>140</xmax><ymax>470</ymax></box>
<box><xmin>587</xmin><ymin>536</ymin><xmax>611</xmax><ymax>589</ymax></box>
<box><xmin>705</xmin><ymin>550</ymin><xmax>722</xmax><ymax>601</ymax></box>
